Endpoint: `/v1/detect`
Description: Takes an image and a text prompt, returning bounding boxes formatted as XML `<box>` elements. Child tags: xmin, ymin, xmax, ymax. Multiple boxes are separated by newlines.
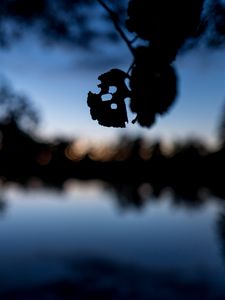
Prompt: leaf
<box><xmin>129</xmin><ymin>46</ymin><xmax>177</xmax><ymax>127</ymax></box>
<box><xmin>87</xmin><ymin>68</ymin><xmax>130</xmax><ymax>128</ymax></box>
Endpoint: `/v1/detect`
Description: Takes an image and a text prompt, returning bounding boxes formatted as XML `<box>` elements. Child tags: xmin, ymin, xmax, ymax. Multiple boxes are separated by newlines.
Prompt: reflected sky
<box><xmin>0</xmin><ymin>182</ymin><xmax>225</xmax><ymax>298</ymax></box>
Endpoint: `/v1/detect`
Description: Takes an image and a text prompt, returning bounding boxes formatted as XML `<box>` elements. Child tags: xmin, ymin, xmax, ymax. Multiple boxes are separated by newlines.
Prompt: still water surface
<box><xmin>0</xmin><ymin>181</ymin><xmax>225</xmax><ymax>299</ymax></box>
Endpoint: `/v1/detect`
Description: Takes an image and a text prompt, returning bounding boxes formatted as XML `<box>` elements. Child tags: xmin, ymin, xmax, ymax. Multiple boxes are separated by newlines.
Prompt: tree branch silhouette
<box><xmin>88</xmin><ymin>0</ymin><xmax>217</xmax><ymax>129</ymax></box>
<box><xmin>97</xmin><ymin>0</ymin><xmax>135</xmax><ymax>57</ymax></box>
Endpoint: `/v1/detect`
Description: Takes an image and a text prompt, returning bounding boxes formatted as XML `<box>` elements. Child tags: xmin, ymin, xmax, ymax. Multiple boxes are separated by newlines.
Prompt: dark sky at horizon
<box><xmin>0</xmin><ymin>33</ymin><xmax>225</xmax><ymax>146</ymax></box>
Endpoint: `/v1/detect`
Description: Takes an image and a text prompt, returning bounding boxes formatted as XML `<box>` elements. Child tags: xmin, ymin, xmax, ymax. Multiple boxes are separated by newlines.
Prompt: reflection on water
<box><xmin>0</xmin><ymin>181</ymin><xmax>225</xmax><ymax>299</ymax></box>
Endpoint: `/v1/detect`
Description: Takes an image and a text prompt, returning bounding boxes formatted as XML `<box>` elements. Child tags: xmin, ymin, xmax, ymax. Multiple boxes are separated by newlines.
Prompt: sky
<box><xmin>0</xmin><ymin>33</ymin><xmax>225</xmax><ymax>146</ymax></box>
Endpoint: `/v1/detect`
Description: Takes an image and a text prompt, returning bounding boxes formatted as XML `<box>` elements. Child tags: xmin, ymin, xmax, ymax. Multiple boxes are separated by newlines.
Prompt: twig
<box><xmin>97</xmin><ymin>0</ymin><xmax>135</xmax><ymax>57</ymax></box>
<box><xmin>130</xmin><ymin>35</ymin><xmax>138</xmax><ymax>44</ymax></box>
<box><xmin>127</xmin><ymin>61</ymin><xmax>135</xmax><ymax>75</ymax></box>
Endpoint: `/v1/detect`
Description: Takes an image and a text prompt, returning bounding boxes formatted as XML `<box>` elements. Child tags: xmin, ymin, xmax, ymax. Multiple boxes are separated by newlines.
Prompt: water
<box><xmin>0</xmin><ymin>181</ymin><xmax>225</xmax><ymax>299</ymax></box>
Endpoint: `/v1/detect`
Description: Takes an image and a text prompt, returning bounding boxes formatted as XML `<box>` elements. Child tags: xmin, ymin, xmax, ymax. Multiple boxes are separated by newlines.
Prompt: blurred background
<box><xmin>0</xmin><ymin>0</ymin><xmax>225</xmax><ymax>299</ymax></box>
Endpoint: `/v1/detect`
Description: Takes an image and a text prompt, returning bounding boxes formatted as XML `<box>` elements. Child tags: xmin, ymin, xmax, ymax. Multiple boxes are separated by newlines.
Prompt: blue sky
<box><xmin>0</xmin><ymin>34</ymin><xmax>225</xmax><ymax>145</ymax></box>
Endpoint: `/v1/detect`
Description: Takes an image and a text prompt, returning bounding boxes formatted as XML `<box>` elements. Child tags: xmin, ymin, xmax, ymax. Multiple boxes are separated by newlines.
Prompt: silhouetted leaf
<box><xmin>129</xmin><ymin>46</ymin><xmax>177</xmax><ymax>127</ymax></box>
<box><xmin>87</xmin><ymin>68</ymin><xmax>130</xmax><ymax>128</ymax></box>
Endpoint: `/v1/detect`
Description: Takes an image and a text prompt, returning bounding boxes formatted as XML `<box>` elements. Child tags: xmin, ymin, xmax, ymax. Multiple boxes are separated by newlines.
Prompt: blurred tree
<box><xmin>0</xmin><ymin>0</ymin><xmax>127</xmax><ymax>48</ymax></box>
<box><xmin>0</xmin><ymin>81</ymin><xmax>43</xmax><ymax>181</ymax></box>
<box><xmin>0</xmin><ymin>81</ymin><xmax>39</xmax><ymax>132</ymax></box>
<box><xmin>218</xmin><ymin>100</ymin><xmax>225</xmax><ymax>146</ymax></box>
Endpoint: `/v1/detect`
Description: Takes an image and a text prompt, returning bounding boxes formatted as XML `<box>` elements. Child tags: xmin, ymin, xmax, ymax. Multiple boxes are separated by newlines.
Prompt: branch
<box><xmin>97</xmin><ymin>0</ymin><xmax>135</xmax><ymax>57</ymax></box>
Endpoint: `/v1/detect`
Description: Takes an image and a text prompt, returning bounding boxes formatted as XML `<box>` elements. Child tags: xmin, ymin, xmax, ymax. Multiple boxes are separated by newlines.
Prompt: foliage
<box><xmin>88</xmin><ymin>0</ymin><xmax>225</xmax><ymax>129</ymax></box>
<box><xmin>0</xmin><ymin>81</ymin><xmax>39</xmax><ymax>131</ymax></box>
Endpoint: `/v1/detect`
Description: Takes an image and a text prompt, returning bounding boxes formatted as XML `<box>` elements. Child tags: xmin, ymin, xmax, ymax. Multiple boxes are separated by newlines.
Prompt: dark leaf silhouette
<box><xmin>126</xmin><ymin>0</ymin><xmax>204</xmax><ymax>59</ymax></box>
<box><xmin>87</xmin><ymin>68</ymin><xmax>130</xmax><ymax>128</ymax></box>
<box><xmin>129</xmin><ymin>46</ymin><xmax>177</xmax><ymax>127</ymax></box>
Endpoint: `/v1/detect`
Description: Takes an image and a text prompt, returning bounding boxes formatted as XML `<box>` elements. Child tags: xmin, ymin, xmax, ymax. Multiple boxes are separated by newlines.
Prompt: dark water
<box><xmin>0</xmin><ymin>181</ymin><xmax>225</xmax><ymax>299</ymax></box>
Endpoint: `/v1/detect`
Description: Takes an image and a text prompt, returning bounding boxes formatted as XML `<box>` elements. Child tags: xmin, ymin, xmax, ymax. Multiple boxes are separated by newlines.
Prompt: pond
<box><xmin>0</xmin><ymin>180</ymin><xmax>225</xmax><ymax>299</ymax></box>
